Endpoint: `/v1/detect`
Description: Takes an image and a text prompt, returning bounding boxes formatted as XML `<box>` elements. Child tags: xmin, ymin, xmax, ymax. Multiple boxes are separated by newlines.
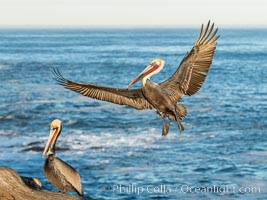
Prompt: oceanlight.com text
<box><xmin>103</xmin><ymin>184</ymin><xmax>261</xmax><ymax>195</ymax></box>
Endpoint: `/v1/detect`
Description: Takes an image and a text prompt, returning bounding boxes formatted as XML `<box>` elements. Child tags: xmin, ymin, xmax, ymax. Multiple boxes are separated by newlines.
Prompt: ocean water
<box><xmin>0</xmin><ymin>27</ymin><xmax>266</xmax><ymax>200</ymax></box>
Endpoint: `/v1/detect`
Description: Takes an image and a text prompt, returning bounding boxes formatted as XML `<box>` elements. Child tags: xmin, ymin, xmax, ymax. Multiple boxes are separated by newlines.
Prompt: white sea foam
<box><xmin>0</xmin><ymin>64</ymin><xmax>10</xmax><ymax>70</ymax></box>
<box><xmin>247</xmin><ymin>151</ymin><xmax>267</xmax><ymax>156</ymax></box>
<box><xmin>57</xmin><ymin>128</ymin><xmax>179</xmax><ymax>153</ymax></box>
<box><xmin>0</xmin><ymin>129</ymin><xmax>19</xmax><ymax>136</ymax></box>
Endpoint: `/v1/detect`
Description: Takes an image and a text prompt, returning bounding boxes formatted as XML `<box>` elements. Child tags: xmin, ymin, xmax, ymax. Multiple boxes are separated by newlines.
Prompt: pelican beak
<box><xmin>128</xmin><ymin>64</ymin><xmax>153</xmax><ymax>87</ymax></box>
<box><xmin>42</xmin><ymin>128</ymin><xmax>58</xmax><ymax>157</ymax></box>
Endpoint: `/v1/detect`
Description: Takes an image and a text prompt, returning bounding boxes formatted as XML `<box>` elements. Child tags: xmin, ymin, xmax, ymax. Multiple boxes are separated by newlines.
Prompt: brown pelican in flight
<box><xmin>53</xmin><ymin>21</ymin><xmax>219</xmax><ymax>136</ymax></box>
<box><xmin>42</xmin><ymin>119</ymin><xmax>83</xmax><ymax>196</ymax></box>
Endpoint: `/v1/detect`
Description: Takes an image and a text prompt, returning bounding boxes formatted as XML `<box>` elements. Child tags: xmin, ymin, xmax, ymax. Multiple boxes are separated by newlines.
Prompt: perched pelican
<box><xmin>42</xmin><ymin>119</ymin><xmax>83</xmax><ymax>196</ymax></box>
<box><xmin>53</xmin><ymin>21</ymin><xmax>219</xmax><ymax>136</ymax></box>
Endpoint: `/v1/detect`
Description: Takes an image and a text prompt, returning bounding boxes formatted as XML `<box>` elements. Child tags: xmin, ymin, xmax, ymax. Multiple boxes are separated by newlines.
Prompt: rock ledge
<box><xmin>0</xmin><ymin>166</ymin><xmax>89</xmax><ymax>200</ymax></box>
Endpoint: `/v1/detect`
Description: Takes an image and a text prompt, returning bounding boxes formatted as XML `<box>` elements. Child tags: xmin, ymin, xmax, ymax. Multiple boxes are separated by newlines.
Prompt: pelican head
<box><xmin>128</xmin><ymin>58</ymin><xmax>165</xmax><ymax>87</ymax></box>
<box><xmin>42</xmin><ymin>119</ymin><xmax>62</xmax><ymax>157</ymax></box>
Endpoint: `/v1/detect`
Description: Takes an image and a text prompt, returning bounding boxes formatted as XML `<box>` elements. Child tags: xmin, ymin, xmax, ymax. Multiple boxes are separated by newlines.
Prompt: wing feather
<box><xmin>159</xmin><ymin>20</ymin><xmax>219</xmax><ymax>103</ymax></box>
<box><xmin>54</xmin><ymin>157</ymin><xmax>83</xmax><ymax>196</ymax></box>
<box><xmin>53</xmin><ymin>68</ymin><xmax>153</xmax><ymax>110</ymax></box>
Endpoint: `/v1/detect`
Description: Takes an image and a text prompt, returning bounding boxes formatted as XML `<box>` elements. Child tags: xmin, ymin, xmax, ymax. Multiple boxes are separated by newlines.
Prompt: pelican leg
<box><xmin>173</xmin><ymin>110</ymin><xmax>184</xmax><ymax>133</ymax></box>
<box><xmin>161</xmin><ymin>117</ymin><xmax>170</xmax><ymax>136</ymax></box>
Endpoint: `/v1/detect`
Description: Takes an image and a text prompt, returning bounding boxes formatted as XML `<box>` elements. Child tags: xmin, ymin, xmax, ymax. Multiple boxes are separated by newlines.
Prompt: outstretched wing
<box><xmin>160</xmin><ymin>21</ymin><xmax>219</xmax><ymax>103</ymax></box>
<box><xmin>53</xmin><ymin>68</ymin><xmax>153</xmax><ymax>110</ymax></box>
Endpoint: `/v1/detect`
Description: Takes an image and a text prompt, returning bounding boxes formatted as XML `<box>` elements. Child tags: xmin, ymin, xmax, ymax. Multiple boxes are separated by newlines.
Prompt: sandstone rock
<box><xmin>0</xmin><ymin>167</ymin><xmax>90</xmax><ymax>200</ymax></box>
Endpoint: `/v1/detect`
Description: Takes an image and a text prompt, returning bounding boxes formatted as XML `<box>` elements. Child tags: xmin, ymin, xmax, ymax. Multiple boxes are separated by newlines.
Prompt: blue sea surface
<box><xmin>0</xmin><ymin>27</ymin><xmax>266</xmax><ymax>200</ymax></box>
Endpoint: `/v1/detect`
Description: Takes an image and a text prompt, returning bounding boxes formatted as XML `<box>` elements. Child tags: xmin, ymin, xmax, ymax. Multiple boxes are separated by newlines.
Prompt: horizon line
<box><xmin>0</xmin><ymin>23</ymin><xmax>267</xmax><ymax>29</ymax></box>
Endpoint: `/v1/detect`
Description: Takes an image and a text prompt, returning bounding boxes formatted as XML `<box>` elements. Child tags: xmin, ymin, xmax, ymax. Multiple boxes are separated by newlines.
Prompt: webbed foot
<box><xmin>161</xmin><ymin>116</ymin><xmax>170</xmax><ymax>136</ymax></box>
<box><xmin>177</xmin><ymin>118</ymin><xmax>184</xmax><ymax>133</ymax></box>
<box><xmin>162</xmin><ymin>121</ymin><xmax>170</xmax><ymax>136</ymax></box>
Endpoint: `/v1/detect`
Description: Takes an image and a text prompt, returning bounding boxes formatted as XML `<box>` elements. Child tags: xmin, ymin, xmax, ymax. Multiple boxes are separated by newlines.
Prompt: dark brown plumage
<box><xmin>53</xmin><ymin>21</ymin><xmax>219</xmax><ymax>136</ymax></box>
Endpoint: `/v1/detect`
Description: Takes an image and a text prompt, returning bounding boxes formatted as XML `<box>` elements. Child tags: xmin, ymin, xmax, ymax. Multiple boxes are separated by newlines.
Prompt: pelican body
<box><xmin>54</xmin><ymin>21</ymin><xmax>219</xmax><ymax>136</ymax></box>
<box><xmin>43</xmin><ymin>119</ymin><xmax>83</xmax><ymax>196</ymax></box>
<box><xmin>141</xmin><ymin>78</ymin><xmax>186</xmax><ymax>134</ymax></box>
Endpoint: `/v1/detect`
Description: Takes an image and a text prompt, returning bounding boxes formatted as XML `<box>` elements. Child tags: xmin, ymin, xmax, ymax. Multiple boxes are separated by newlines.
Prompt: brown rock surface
<box><xmin>0</xmin><ymin>167</ymin><xmax>90</xmax><ymax>200</ymax></box>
